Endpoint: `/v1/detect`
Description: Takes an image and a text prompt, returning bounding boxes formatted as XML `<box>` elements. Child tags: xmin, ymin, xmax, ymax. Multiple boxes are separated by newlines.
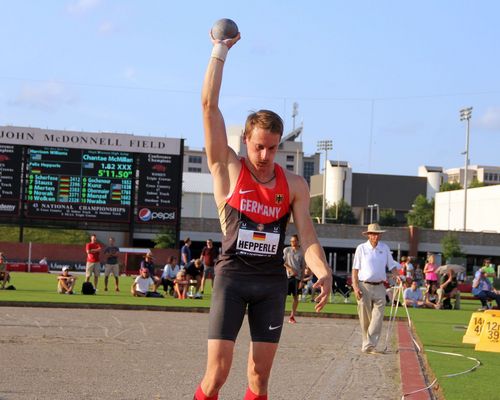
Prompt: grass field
<box><xmin>1</xmin><ymin>272</ymin><xmax>498</xmax><ymax>399</ymax></box>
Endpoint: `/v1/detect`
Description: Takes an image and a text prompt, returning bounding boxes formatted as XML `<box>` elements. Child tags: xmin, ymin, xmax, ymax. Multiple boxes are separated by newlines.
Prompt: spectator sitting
<box><xmin>185</xmin><ymin>258</ymin><xmax>203</xmax><ymax>299</ymax></box>
<box><xmin>0</xmin><ymin>252</ymin><xmax>11</xmax><ymax>289</ymax></box>
<box><xmin>174</xmin><ymin>270</ymin><xmax>189</xmax><ymax>299</ymax></box>
<box><xmin>481</xmin><ymin>258</ymin><xmax>496</xmax><ymax>285</ymax></box>
<box><xmin>161</xmin><ymin>256</ymin><xmax>180</xmax><ymax>295</ymax></box>
<box><xmin>472</xmin><ymin>268</ymin><xmax>500</xmax><ymax>310</ymax></box>
<box><xmin>385</xmin><ymin>274</ymin><xmax>399</xmax><ymax>306</ymax></box>
<box><xmin>437</xmin><ymin>269</ymin><xmax>461</xmax><ymax>310</ymax></box>
<box><xmin>131</xmin><ymin>267</ymin><xmax>162</xmax><ymax>297</ymax></box>
<box><xmin>301</xmin><ymin>266</ymin><xmax>319</xmax><ymax>302</ymax></box>
<box><xmin>57</xmin><ymin>266</ymin><xmax>77</xmax><ymax>294</ymax></box>
<box><xmin>403</xmin><ymin>281</ymin><xmax>424</xmax><ymax>308</ymax></box>
<box><xmin>424</xmin><ymin>282</ymin><xmax>441</xmax><ymax>309</ymax></box>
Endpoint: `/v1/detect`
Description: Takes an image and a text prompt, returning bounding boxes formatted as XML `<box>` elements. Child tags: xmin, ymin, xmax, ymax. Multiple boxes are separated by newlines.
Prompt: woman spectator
<box><xmin>424</xmin><ymin>282</ymin><xmax>440</xmax><ymax>309</ymax></box>
<box><xmin>174</xmin><ymin>270</ymin><xmax>189</xmax><ymax>299</ymax></box>
<box><xmin>424</xmin><ymin>253</ymin><xmax>438</xmax><ymax>288</ymax></box>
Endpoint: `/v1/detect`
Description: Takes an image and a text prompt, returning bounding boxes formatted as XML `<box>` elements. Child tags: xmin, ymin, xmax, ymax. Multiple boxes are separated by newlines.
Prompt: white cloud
<box><xmin>67</xmin><ymin>0</ymin><xmax>101</xmax><ymax>15</ymax></box>
<box><xmin>98</xmin><ymin>20</ymin><xmax>115</xmax><ymax>34</ymax></box>
<box><xmin>476</xmin><ymin>107</ymin><xmax>500</xmax><ymax>132</ymax></box>
<box><xmin>122</xmin><ymin>67</ymin><xmax>136</xmax><ymax>81</ymax></box>
<box><xmin>10</xmin><ymin>81</ymin><xmax>78</xmax><ymax>111</ymax></box>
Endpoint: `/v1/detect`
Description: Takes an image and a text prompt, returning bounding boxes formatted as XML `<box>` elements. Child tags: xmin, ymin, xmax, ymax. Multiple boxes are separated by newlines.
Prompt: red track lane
<box><xmin>398</xmin><ymin>321</ymin><xmax>433</xmax><ymax>400</ymax></box>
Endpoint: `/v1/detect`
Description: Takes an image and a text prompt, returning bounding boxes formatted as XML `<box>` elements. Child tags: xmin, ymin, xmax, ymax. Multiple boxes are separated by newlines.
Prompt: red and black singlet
<box><xmin>216</xmin><ymin>158</ymin><xmax>291</xmax><ymax>277</ymax></box>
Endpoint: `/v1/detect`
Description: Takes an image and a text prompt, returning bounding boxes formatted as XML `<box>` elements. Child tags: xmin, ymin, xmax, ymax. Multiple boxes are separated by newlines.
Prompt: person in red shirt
<box><xmin>200</xmin><ymin>239</ymin><xmax>218</xmax><ymax>294</ymax></box>
<box><xmin>85</xmin><ymin>234</ymin><xmax>102</xmax><ymax>290</ymax></box>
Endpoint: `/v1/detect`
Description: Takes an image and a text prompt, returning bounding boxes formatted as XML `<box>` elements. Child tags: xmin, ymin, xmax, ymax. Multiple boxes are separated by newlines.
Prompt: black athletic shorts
<box><xmin>287</xmin><ymin>277</ymin><xmax>300</xmax><ymax>296</ymax></box>
<box><xmin>208</xmin><ymin>274</ymin><xmax>287</xmax><ymax>343</ymax></box>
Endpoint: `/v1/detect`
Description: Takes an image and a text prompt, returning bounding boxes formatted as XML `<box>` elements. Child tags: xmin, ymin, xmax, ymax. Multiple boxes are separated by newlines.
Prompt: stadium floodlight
<box><xmin>317</xmin><ymin>140</ymin><xmax>333</xmax><ymax>224</ymax></box>
<box><xmin>459</xmin><ymin>107</ymin><xmax>473</xmax><ymax>231</ymax></box>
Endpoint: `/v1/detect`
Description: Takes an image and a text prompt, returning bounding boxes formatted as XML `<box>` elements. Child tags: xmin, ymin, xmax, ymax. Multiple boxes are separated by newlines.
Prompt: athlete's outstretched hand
<box><xmin>312</xmin><ymin>273</ymin><xmax>332</xmax><ymax>312</ymax></box>
<box><xmin>209</xmin><ymin>31</ymin><xmax>241</xmax><ymax>49</ymax></box>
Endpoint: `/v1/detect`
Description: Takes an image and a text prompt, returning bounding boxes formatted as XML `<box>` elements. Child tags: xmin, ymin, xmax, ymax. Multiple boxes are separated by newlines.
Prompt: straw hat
<box><xmin>362</xmin><ymin>223</ymin><xmax>386</xmax><ymax>235</ymax></box>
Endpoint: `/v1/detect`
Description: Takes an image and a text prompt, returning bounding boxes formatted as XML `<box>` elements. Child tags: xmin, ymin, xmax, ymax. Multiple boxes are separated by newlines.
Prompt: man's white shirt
<box><xmin>134</xmin><ymin>276</ymin><xmax>154</xmax><ymax>294</ymax></box>
<box><xmin>352</xmin><ymin>240</ymin><xmax>399</xmax><ymax>282</ymax></box>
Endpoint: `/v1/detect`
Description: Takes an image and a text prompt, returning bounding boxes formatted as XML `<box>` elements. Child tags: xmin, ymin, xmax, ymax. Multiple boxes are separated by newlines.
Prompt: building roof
<box><xmin>328</xmin><ymin>160</ymin><xmax>349</xmax><ymax>168</ymax></box>
<box><xmin>420</xmin><ymin>166</ymin><xmax>443</xmax><ymax>173</ymax></box>
<box><xmin>280</xmin><ymin>126</ymin><xmax>303</xmax><ymax>143</ymax></box>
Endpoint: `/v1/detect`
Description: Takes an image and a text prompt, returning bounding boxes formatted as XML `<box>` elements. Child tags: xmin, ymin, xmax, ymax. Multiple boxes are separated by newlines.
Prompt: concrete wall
<box><xmin>181</xmin><ymin>192</ymin><xmax>219</xmax><ymax>219</ymax></box>
<box><xmin>435</xmin><ymin>185</ymin><xmax>500</xmax><ymax>233</ymax></box>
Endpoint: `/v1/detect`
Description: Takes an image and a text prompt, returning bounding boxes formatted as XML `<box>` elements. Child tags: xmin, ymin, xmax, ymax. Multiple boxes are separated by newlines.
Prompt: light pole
<box><xmin>292</xmin><ymin>102</ymin><xmax>300</xmax><ymax>174</ymax></box>
<box><xmin>368</xmin><ymin>204</ymin><xmax>379</xmax><ymax>223</ymax></box>
<box><xmin>460</xmin><ymin>106</ymin><xmax>472</xmax><ymax>231</ymax></box>
<box><xmin>317</xmin><ymin>140</ymin><xmax>333</xmax><ymax>224</ymax></box>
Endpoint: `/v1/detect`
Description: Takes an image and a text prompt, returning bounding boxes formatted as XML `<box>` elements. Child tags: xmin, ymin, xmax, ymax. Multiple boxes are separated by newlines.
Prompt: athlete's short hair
<box><xmin>244</xmin><ymin>110</ymin><xmax>283</xmax><ymax>139</ymax></box>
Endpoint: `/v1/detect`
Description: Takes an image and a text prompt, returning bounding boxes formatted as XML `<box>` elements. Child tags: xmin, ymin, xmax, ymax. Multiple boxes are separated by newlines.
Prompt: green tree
<box><xmin>441</xmin><ymin>233</ymin><xmax>464</xmax><ymax>261</ymax></box>
<box><xmin>406</xmin><ymin>195</ymin><xmax>434</xmax><ymax>228</ymax></box>
<box><xmin>378</xmin><ymin>209</ymin><xmax>399</xmax><ymax>227</ymax></box>
<box><xmin>469</xmin><ymin>177</ymin><xmax>485</xmax><ymax>188</ymax></box>
<box><xmin>331</xmin><ymin>199</ymin><xmax>357</xmax><ymax>224</ymax></box>
<box><xmin>440</xmin><ymin>181</ymin><xmax>462</xmax><ymax>191</ymax></box>
<box><xmin>153</xmin><ymin>226</ymin><xmax>176</xmax><ymax>249</ymax></box>
<box><xmin>310</xmin><ymin>196</ymin><xmax>323</xmax><ymax>221</ymax></box>
<box><xmin>309</xmin><ymin>197</ymin><xmax>357</xmax><ymax>224</ymax></box>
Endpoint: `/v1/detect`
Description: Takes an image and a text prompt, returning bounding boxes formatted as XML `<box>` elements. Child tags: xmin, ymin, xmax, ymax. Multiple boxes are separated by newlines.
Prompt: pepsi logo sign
<box><xmin>138</xmin><ymin>208</ymin><xmax>152</xmax><ymax>221</ymax></box>
<box><xmin>138</xmin><ymin>208</ymin><xmax>176</xmax><ymax>222</ymax></box>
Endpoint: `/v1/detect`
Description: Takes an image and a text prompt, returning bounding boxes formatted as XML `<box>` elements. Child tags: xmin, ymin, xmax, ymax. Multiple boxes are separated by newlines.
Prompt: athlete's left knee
<box><xmin>248</xmin><ymin>366</ymin><xmax>271</xmax><ymax>391</ymax></box>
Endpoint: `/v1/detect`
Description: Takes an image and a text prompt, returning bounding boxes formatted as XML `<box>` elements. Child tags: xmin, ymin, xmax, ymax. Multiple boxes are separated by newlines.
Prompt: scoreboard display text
<box><xmin>26</xmin><ymin>147</ymin><xmax>134</xmax><ymax>221</ymax></box>
<box><xmin>0</xmin><ymin>144</ymin><xmax>23</xmax><ymax>216</ymax></box>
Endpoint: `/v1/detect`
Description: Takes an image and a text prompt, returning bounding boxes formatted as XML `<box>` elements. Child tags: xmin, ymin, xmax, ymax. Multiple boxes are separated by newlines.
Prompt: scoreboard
<box><xmin>0</xmin><ymin>126</ymin><xmax>183</xmax><ymax>226</ymax></box>
<box><xmin>26</xmin><ymin>147</ymin><xmax>134</xmax><ymax>221</ymax></box>
<box><xmin>0</xmin><ymin>144</ymin><xmax>23</xmax><ymax>216</ymax></box>
<box><xmin>136</xmin><ymin>153</ymin><xmax>181</xmax><ymax>223</ymax></box>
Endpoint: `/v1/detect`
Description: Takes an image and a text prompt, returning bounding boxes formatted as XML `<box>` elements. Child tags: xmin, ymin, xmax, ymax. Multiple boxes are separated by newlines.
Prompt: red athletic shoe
<box><xmin>288</xmin><ymin>316</ymin><xmax>296</xmax><ymax>324</ymax></box>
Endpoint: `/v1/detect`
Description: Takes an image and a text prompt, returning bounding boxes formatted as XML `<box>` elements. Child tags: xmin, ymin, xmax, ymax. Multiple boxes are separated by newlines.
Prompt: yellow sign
<box><xmin>463</xmin><ymin>312</ymin><xmax>486</xmax><ymax>344</ymax></box>
<box><xmin>475</xmin><ymin>314</ymin><xmax>500</xmax><ymax>353</ymax></box>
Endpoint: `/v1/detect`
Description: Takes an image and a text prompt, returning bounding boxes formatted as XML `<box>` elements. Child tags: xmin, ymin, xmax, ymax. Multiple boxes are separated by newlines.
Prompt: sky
<box><xmin>1</xmin><ymin>0</ymin><xmax>500</xmax><ymax>176</ymax></box>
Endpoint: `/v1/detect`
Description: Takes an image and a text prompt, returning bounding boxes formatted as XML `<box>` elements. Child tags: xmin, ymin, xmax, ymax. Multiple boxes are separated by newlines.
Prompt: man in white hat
<box><xmin>351</xmin><ymin>223</ymin><xmax>400</xmax><ymax>354</ymax></box>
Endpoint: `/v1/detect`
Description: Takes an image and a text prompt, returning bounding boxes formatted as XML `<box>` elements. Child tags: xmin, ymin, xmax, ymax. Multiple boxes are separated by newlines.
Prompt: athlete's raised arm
<box><xmin>201</xmin><ymin>32</ymin><xmax>240</xmax><ymax>202</ymax></box>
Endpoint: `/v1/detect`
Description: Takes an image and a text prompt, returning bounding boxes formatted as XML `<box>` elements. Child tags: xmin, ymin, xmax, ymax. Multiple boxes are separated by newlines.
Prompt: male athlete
<box><xmin>193</xmin><ymin>29</ymin><xmax>332</xmax><ymax>400</ymax></box>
